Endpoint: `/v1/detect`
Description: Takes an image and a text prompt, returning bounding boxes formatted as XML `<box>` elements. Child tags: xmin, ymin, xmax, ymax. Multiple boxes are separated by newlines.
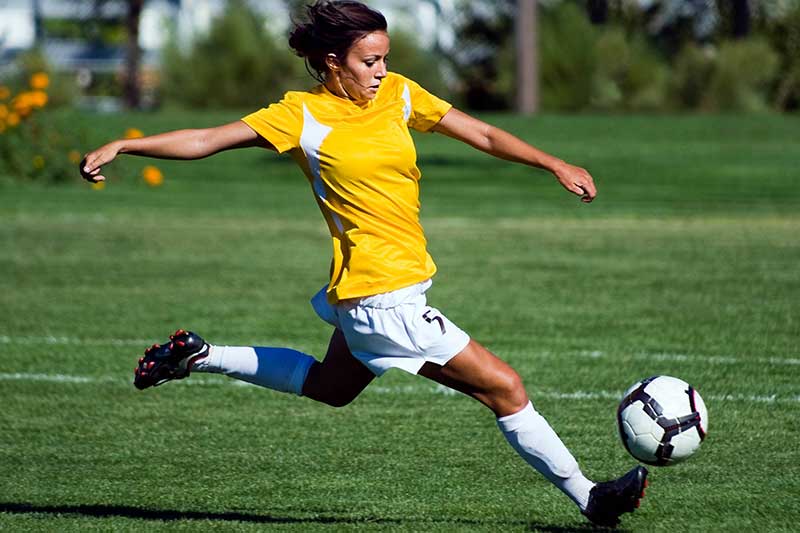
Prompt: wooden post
<box><xmin>515</xmin><ymin>0</ymin><xmax>538</xmax><ymax>115</ymax></box>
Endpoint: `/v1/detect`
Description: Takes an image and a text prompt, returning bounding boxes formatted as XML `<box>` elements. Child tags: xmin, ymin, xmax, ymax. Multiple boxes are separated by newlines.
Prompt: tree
<box><xmin>587</xmin><ymin>0</ymin><xmax>608</xmax><ymax>25</ymax></box>
<box><xmin>123</xmin><ymin>0</ymin><xmax>143</xmax><ymax>109</ymax></box>
<box><xmin>447</xmin><ymin>0</ymin><xmax>515</xmax><ymax>110</ymax></box>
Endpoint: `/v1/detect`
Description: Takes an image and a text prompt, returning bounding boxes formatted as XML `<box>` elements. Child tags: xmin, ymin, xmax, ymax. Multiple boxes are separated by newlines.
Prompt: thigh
<box><xmin>302</xmin><ymin>329</ymin><xmax>376</xmax><ymax>405</ymax></box>
<box><xmin>418</xmin><ymin>339</ymin><xmax>529</xmax><ymax>416</ymax></box>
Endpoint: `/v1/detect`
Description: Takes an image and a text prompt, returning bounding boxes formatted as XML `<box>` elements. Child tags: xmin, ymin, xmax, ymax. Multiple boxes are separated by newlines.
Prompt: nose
<box><xmin>376</xmin><ymin>60</ymin><xmax>387</xmax><ymax>78</ymax></box>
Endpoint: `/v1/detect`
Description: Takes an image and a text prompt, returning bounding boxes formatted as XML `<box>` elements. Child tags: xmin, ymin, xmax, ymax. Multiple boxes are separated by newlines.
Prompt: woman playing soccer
<box><xmin>80</xmin><ymin>1</ymin><xmax>646</xmax><ymax>527</ymax></box>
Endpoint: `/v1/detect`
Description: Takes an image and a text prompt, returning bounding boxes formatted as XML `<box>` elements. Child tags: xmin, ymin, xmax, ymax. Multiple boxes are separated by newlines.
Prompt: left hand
<box><xmin>551</xmin><ymin>161</ymin><xmax>597</xmax><ymax>203</ymax></box>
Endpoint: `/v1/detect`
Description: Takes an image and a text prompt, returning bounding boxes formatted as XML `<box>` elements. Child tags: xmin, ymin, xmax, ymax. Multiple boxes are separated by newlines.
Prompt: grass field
<box><xmin>1</xmin><ymin>110</ymin><xmax>799</xmax><ymax>532</ymax></box>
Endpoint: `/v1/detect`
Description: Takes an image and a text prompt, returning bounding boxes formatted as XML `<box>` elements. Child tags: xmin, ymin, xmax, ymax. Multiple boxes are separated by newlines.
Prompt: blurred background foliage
<box><xmin>160</xmin><ymin>0</ymin><xmax>303</xmax><ymax>108</ymax></box>
<box><xmin>2</xmin><ymin>0</ymin><xmax>798</xmax><ymax>114</ymax></box>
<box><xmin>443</xmin><ymin>0</ymin><xmax>799</xmax><ymax>113</ymax></box>
<box><xmin>158</xmin><ymin>0</ymin><xmax>448</xmax><ymax>108</ymax></box>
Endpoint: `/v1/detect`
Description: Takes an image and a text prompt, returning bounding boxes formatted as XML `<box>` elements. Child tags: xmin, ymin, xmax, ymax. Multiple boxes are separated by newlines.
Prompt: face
<box><xmin>327</xmin><ymin>31</ymin><xmax>390</xmax><ymax>102</ymax></box>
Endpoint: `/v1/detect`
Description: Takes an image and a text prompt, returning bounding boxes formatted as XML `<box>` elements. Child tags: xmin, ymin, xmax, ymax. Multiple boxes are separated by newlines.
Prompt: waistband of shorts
<box><xmin>340</xmin><ymin>279</ymin><xmax>432</xmax><ymax>309</ymax></box>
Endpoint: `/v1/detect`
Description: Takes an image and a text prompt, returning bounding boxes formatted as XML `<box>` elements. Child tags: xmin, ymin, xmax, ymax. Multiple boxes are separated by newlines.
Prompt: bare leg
<box><xmin>418</xmin><ymin>339</ymin><xmax>529</xmax><ymax>417</ymax></box>
<box><xmin>302</xmin><ymin>329</ymin><xmax>376</xmax><ymax>407</ymax></box>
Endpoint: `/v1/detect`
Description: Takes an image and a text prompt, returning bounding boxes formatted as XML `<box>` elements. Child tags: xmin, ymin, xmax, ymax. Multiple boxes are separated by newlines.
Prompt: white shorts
<box><xmin>311</xmin><ymin>280</ymin><xmax>471</xmax><ymax>376</ymax></box>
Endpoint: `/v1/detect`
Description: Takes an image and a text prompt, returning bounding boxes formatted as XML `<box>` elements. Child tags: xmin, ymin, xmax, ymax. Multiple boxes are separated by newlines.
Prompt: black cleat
<box><xmin>133</xmin><ymin>329</ymin><xmax>209</xmax><ymax>390</ymax></box>
<box><xmin>582</xmin><ymin>465</ymin><xmax>648</xmax><ymax>528</ymax></box>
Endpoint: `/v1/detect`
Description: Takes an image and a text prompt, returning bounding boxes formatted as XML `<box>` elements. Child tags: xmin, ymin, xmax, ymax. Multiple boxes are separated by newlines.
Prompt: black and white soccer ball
<box><xmin>617</xmin><ymin>375</ymin><xmax>708</xmax><ymax>466</ymax></box>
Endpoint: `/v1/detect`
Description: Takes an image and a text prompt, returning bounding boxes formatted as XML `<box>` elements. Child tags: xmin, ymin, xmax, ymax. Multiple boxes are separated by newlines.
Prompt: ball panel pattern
<box><xmin>617</xmin><ymin>375</ymin><xmax>707</xmax><ymax>466</ymax></box>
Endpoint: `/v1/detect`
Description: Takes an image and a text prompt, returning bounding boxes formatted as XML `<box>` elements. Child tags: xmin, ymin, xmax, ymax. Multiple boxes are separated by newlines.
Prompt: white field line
<box><xmin>1</xmin><ymin>335</ymin><xmax>798</xmax><ymax>367</ymax></box>
<box><xmin>0</xmin><ymin>335</ymin><xmax>151</xmax><ymax>346</ymax></box>
<box><xmin>0</xmin><ymin>372</ymin><xmax>797</xmax><ymax>405</ymax></box>
<box><xmin>575</xmin><ymin>350</ymin><xmax>800</xmax><ymax>367</ymax></box>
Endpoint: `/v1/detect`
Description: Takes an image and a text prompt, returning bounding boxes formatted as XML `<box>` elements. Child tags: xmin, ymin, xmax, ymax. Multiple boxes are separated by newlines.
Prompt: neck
<box><xmin>325</xmin><ymin>74</ymin><xmax>357</xmax><ymax>102</ymax></box>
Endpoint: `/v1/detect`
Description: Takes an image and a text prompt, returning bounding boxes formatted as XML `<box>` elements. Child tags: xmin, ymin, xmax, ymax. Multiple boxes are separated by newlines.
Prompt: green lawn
<box><xmin>1</xmin><ymin>111</ymin><xmax>798</xmax><ymax>531</ymax></box>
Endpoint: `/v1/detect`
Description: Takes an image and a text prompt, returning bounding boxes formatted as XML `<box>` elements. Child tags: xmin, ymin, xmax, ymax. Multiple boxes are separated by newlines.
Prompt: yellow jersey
<box><xmin>241</xmin><ymin>72</ymin><xmax>452</xmax><ymax>303</ymax></box>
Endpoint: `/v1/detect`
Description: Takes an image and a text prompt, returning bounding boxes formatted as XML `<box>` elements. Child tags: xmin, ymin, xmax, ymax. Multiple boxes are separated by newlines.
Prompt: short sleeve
<box><xmin>402</xmin><ymin>76</ymin><xmax>453</xmax><ymax>132</ymax></box>
<box><xmin>241</xmin><ymin>92</ymin><xmax>303</xmax><ymax>153</ymax></box>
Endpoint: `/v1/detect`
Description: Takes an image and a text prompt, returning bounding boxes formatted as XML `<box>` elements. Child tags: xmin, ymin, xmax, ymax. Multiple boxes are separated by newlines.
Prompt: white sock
<box><xmin>497</xmin><ymin>401</ymin><xmax>594</xmax><ymax>510</ymax></box>
<box><xmin>192</xmin><ymin>345</ymin><xmax>316</xmax><ymax>396</ymax></box>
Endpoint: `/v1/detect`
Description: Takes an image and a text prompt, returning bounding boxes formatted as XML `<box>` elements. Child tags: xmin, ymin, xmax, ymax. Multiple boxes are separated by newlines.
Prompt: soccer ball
<box><xmin>617</xmin><ymin>375</ymin><xmax>708</xmax><ymax>466</ymax></box>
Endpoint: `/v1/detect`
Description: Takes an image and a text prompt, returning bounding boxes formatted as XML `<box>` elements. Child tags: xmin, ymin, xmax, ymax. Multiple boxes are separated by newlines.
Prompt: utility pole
<box><xmin>515</xmin><ymin>0</ymin><xmax>538</xmax><ymax>115</ymax></box>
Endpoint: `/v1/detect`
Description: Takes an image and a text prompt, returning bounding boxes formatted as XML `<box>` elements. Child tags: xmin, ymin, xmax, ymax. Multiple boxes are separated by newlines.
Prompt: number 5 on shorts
<box><xmin>422</xmin><ymin>309</ymin><xmax>446</xmax><ymax>334</ymax></box>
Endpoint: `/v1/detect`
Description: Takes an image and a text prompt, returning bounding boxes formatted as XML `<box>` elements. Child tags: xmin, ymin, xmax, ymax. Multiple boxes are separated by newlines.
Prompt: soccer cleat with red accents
<box><xmin>582</xmin><ymin>465</ymin><xmax>648</xmax><ymax>528</ymax></box>
<box><xmin>133</xmin><ymin>330</ymin><xmax>209</xmax><ymax>390</ymax></box>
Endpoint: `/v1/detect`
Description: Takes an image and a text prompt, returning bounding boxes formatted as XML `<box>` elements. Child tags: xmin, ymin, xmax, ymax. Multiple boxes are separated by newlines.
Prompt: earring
<box><xmin>326</xmin><ymin>54</ymin><xmax>339</xmax><ymax>71</ymax></box>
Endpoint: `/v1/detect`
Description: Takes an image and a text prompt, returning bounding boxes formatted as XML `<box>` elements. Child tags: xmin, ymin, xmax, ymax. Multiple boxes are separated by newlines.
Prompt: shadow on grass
<box><xmin>1</xmin><ymin>502</ymin><xmax>585</xmax><ymax>529</ymax></box>
<box><xmin>528</xmin><ymin>522</ymin><xmax>629</xmax><ymax>532</ymax></box>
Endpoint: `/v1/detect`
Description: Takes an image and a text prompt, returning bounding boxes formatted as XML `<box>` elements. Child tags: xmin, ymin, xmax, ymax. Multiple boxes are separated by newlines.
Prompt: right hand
<box><xmin>80</xmin><ymin>141</ymin><xmax>122</xmax><ymax>183</ymax></box>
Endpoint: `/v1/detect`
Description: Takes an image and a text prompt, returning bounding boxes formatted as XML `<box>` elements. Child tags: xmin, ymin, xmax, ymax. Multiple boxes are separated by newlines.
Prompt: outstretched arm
<box><xmin>431</xmin><ymin>108</ymin><xmax>596</xmax><ymax>203</ymax></box>
<box><xmin>80</xmin><ymin>120</ymin><xmax>271</xmax><ymax>183</ymax></box>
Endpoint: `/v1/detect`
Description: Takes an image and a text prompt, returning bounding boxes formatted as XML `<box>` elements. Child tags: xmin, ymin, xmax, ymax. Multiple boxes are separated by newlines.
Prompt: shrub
<box><xmin>591</xmin><ymin>28</ymin><xmax>668</xmax><ymax>111</ymax></box>
<box><xmin>0</xmin><ymin>72</ymin><xmax>84</xmax><ymax>183</ymax></box>
<box><xmin>764</xmin><ymin>2</ymin><xmax>800</xmax><ymax>110</ymax></box>
<box><xmin>3</xmin><ymin>48</ymin><xmax>78</xmax><ymax>108</ymax></box>
<box><xmin>670</xmin><ymin>38</ymin><xmax>780</xmax><ymax>112</ymax></box>
<box><xmin>670</xmin><ymin>44</ymin><xmax>716</xmax><ymax>109</ymax></box>
<box><xmin>539</xmin><ymin>2</ymin><xmax>598</xmax><ymax>111</ymax></box>
<box><xmin>704</xmin><ymin>38</ymin><xmax>779</xmax><ymax>112</ymax></box>
<box><xmin>160</xmin><ymin>0</ymin><xmax>304</xmax><ymax>108</ymax></box>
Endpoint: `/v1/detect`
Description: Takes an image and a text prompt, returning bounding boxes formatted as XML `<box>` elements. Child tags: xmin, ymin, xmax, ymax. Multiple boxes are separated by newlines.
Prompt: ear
<box><xmin>325</xmin><ymin>53</ymin><xmax>340</xmax><ymax>71</ymax></box>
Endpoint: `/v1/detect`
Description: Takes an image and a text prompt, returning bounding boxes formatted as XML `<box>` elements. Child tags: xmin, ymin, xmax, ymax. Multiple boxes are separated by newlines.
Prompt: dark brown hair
<box><xmin>289</xmin><ymin>1</ymin><xmax>387</xmax><ymax>82</ymax></box>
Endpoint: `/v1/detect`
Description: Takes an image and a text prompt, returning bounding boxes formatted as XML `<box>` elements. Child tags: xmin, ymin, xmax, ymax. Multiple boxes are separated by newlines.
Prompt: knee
<box><xmin>303</xmin><ymin>364</ymin><xmax>369</xmax><ymax>408</ymax></box>
<box><xmin>321</xmin><ymin>390</ymin><xmax>359</xmax><ymax>408</ymax></box>
<box><xmin>491</xmin><ymin>368</ymin><xmax>529</xmax><ymax>414</ymax></box>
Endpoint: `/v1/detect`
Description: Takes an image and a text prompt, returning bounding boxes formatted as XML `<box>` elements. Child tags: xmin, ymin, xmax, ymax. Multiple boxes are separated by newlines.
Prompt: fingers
<box><xmin>80</xmin><ymin>152</ymin><xmax>111</xmax><ymax>183</ymax></box>
<box><xmin>576</xmin><ymin>177</ymin><xmax>597</xmax><ymax>203</ymax></box>
<box><xmin>555</xmin><ymin>163</ymin><xmax>597</xmax><ymax>203</ymax></box>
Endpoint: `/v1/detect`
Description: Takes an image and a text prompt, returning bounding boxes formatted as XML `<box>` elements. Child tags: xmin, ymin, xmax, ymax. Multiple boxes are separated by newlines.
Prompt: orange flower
<box><xmin>124</xmin><ymin>128</ymin><xmax>144</xmax><ymax>139</ymax></box>
<box><xmin>29</xmin><ymin>90</ymin><xmax>48</xmax><ymax>108</ymax></box>
<box><xmin>0</xmin><ymin>104</ymin><xmax>7</xmax><ymax>119</ymax></box>
<box><xmin>68</xmin><ymin>150</ymin><xmax>83</xmax><ymax>164</ymax></box>
<box><xmin>142</xmin><ymin>165</ymin><xmax>164</xmax><ymax>187</ymax></box>
<box><xmin>30</xmin><ymin>72</ymin><xmax>50</xmax><ymax>90</ymax></box>
<box><xmin>6</xmin><ymin>112</ymin><xmax>19</xmax><ymax>127</ymax></box>
<box><xmin>0</xmin><ymin>86</ymin><xmax>9</xmax><ymax>100</ymax></box>
<box><xmin>12</xmin><ymin>93</ymin><xmax>32</xmax><ymax>117</ymax></box>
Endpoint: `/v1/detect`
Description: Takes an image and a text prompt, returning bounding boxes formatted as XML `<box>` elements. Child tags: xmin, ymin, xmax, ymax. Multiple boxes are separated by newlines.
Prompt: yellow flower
<box><xmin>6</xmin><ymin>112</ymin><xmax>19</xmax><ymax>127</ymax></box>
<box><xmin>30</xmin><ymin>72</ymin><xmax>50</xmax><ymax>90</ymax></box>
<box><xmin>142</xmin><ymin>165</ymin><xmax>164</xmax><ymax>187</ymax></box>
<box><xmin>92</xmin><ymin>181</ymin><xmax>106</xmax><ymax>190</ymax></box>
<box><xmin>68</xmin><ymin>150</ymin><xmax>83</xmax><ymax>164</ymax></box>
<box><xmin>32</xmin><ymin>155</ymin><xmax>45</xmax><ymax>169</ymax></box>
<box><xmin>124</xmin><ymin>128</ymin><xmax>144</xmax><ymax>139</ymax></box>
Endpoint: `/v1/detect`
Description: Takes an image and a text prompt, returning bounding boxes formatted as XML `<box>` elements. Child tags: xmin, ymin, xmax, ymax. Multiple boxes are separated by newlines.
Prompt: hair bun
<box><xmin>288</xmin><ymin>23</ymin><xmax>313</xmax><ymax>57</ymax></box>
